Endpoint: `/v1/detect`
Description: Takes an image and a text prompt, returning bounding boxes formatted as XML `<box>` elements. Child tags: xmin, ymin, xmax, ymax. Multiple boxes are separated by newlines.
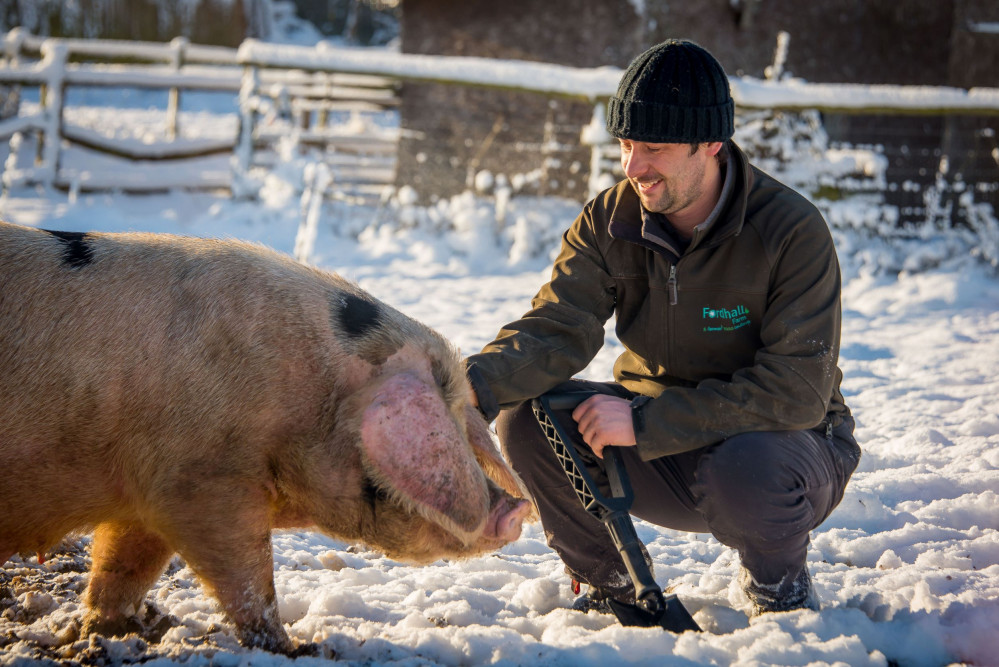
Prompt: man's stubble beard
<box><xmin>632</xmin><ymin>173</ymin><xmax>701</xmax><ymax>216</ymax></box>
<box><xmin>631</xmin><ymin>152</ymin><xmax>707</xmax><ymax>216</ymax></box>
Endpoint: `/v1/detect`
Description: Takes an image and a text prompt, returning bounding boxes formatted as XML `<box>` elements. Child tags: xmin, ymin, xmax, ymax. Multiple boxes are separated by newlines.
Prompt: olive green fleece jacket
<box><xmin>465</xmin><ymin>141</ymin><xmax>851</xmax><ymax>461</ymax></box>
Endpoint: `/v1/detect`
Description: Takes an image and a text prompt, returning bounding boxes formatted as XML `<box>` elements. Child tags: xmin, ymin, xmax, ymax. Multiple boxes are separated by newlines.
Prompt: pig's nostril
<box><xmin>498</xmin><ymin>500</ymin><xmax>530</xmax><ymax>539</ymax></box>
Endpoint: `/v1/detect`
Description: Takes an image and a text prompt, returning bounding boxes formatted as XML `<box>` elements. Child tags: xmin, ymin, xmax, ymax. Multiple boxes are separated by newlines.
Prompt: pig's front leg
<box><xmin>164</xmin><ymin>490</ymin><xmax>294</xmax><ymax>655</ymax></box>
<box><xmin>81</xmin><ymin>521</ymin><xmax>174</xmax><ymax>640</ymax></box>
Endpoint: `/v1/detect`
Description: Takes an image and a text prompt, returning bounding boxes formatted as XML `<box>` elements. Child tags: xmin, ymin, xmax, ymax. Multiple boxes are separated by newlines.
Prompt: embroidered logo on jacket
<box><xmin>702</xmin><ymin>305</ymin><xmax>751</xmax><ymax>332</ymax></box>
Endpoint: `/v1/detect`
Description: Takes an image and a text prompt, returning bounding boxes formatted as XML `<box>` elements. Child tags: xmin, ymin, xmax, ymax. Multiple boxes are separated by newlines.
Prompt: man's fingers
<box><xmin>573</xmin><ymin>403</ymin><xmax>594</xmax><ymax>438</ymax></box>
<box><xmin>573</xmin><ymin>395</ymin><xmax>619</xmax><ymax>455</ymax></box>
<box><xmin>572</xmin><ymin>395</ymin><xmax>605</xmax><ymax>433</ymax></box>
<box><xmin>589</xmin><ymin>439</ymin><xmax>606</xmax><ymax>459</ymax></box>
<box><xmin>569</xmin><ymin>394</ymin><xmax>638</xmax><ymax>458</ymax></box>
<box><xmin>571</xmin><ymin>395</ymin><xmax>596</xmax><ymax>422</ymax></box>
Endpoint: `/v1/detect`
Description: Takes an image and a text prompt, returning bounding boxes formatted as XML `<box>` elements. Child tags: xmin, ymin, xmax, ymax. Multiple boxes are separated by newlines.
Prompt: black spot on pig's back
<box><xmin>333</xmin><ymin>291</ymin><xmax>382</xmax><ymax>338</ymax></box>
<box><xmin>44</xmin><ymin>230</ymin><xmax>94</xmax><ymax>269</ymax></box>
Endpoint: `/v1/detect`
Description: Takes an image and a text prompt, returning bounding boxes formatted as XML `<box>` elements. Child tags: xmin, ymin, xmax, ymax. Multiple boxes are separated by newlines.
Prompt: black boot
<box><xmin>570</xmin><ymin>586</ymin><xmax>616</xmax><ymax>615</ymax></box>
<box><xmin>740</xmin><ymin>566</ymin><xmax>820</xmax><ymax>616</ymax></box>
<box><xmin>570</xmin><ymin>579</ymin><xmax>630</xmax><ymax>615</ymax></box>
<box><xmin>571</xmin><ymin>583</ymin><xmax>701</xmax><ymax>632</ymax></box>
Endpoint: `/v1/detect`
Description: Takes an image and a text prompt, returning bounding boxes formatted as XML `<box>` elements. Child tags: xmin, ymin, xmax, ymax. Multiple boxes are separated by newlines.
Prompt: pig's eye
<box><xmin>431</xmin><ymin>359</ymin><xmax>447</xmax><ymax>389</ymax></box>
<box><xmin>362</xmin><ymin>477</ymin><xmax>391</xmax><ymax>507</ymax></box>
<box><xmin>431</xmin><ymin>358</ymin><xmax>462</xmax><ymax>406</ymax></box>
<box><xmin>428</xmin><ymin>355</ymin><xmax>465</xmax><ymax>413</ymax></box>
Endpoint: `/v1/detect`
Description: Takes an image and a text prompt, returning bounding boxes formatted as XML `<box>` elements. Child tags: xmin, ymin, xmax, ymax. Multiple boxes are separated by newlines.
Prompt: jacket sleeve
<box><xmin>633</xmin><ymin>206</ymin><xmax>843</xmax><ymax>459</ymax></box>
<box><xmin>465</xmin><ymin>204</ymin><xmax>617</xmax><ymax>418</ymax></box>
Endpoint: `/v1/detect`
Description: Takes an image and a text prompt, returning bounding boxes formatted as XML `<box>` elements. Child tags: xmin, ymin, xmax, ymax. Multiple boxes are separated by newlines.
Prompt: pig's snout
<box><xmin>485</xmin><ymin>496</ymin><xmax>531</xmax><ymax>544</ymax></box>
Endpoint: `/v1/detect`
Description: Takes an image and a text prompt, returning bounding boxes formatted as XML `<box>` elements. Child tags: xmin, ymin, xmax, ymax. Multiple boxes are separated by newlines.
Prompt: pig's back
<box><xmin>0</xmin><ymin>222</ymin><xmax>349</xmax><ymax>538</ymax></box>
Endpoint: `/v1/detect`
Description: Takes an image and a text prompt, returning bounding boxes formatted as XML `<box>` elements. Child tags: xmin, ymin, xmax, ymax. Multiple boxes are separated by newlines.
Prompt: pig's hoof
<box><xmin>290</xmin><ymin>641</ymin><xmax>328</xmax><ymax>658</ymax></box>
<box><xmin>245</xmin><ymin>636</ymin><xmax>328</xmax><ymax>658</ymax></box>
<box><xmin>237</xmin><ymin>628</ymin><xmax>297</xmax><ymax>656</ymax></box>
<box><xmin>56</xmin><ymin>618</ymin><xmax>81</xmax><ymax>644</ymax></box>
<box><xmin>79</xmin><ymin>613</ymin><xmax>141</xmax><ymax>640</ymax></box>
<box><xmin>140</xmin><ymin>602</ymin><xmax>176</xmax><ymax>642</ymax></box>
<box><xmin>80</xmin><ymin>603</ymin><xmax>175</xmax><ymax>644</ymax></box>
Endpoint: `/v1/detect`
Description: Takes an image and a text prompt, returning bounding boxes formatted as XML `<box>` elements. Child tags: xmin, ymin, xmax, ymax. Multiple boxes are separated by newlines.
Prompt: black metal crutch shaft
<box><xmin>532</xmin><ymin>391</ymin><xmax>701</xmax><ymax>633</ymax></box>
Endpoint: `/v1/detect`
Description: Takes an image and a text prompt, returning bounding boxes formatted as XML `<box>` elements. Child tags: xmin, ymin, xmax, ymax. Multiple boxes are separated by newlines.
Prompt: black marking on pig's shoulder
<box><xmin>334</xmin><ymin>292</ymin><xmax>382</xmax><ymax>338</ymax></box>
<box><xmin>44</xmin><ymin>230</ymin><xmax>94</xmax><ymax>269</ymax></box>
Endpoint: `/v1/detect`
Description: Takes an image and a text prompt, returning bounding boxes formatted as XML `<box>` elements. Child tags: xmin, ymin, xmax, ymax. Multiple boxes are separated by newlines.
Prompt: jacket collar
<box><xmin>607</xmin><ymin>140</ymin><xmax>753</xmax><ymax>258</ymax></box>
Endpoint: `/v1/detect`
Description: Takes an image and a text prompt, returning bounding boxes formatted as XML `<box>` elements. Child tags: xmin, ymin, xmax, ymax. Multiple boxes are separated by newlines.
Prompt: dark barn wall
<box><xmin>399</xmin><ymin>0</ymin><xmax>999</xmax><ymax>224</ymax></box>
<box><xmin>1</xmin><ymin>0</ymin><xmax>267</xmax><ymax>46</ymax></box>
<box><xmin>397</xmin><ymin>0</ymin><xmax>646</xmax><ymax>200</ymax></box>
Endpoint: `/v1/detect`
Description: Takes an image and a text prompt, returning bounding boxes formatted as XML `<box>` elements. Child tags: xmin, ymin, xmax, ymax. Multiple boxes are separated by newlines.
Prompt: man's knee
<box><xmin>695</xmin><ymin>432</ymin><xmax>792</xmax><ymax>504</ymax></box>
<box><xmin>692</xmin><ymin>429</ymin><xmax>844</xmax><ymax>544</ymax></box>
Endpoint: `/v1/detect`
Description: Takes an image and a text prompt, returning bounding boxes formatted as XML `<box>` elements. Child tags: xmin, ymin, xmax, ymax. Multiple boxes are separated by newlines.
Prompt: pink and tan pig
<box><xmin>0</xmin><ymin>221</ymin><xmax>532</xmax><ymax>654</ymax></box>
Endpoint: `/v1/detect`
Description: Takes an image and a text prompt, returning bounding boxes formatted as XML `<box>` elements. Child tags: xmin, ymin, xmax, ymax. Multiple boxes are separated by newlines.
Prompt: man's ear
<box><xmin>705</xmin><ymin>141</ymin><xmax>724</xmax><ymax>157</ymax></box>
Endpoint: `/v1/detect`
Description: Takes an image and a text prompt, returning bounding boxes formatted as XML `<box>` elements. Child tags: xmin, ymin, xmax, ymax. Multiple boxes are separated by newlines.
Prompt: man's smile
<box><xmin>635</xmin><ymin>178</ymin><xmax>663</xmax><ymax>194</ymax></box>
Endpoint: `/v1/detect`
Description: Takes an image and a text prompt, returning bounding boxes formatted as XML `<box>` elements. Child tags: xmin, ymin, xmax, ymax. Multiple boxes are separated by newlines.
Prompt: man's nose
<box><xmin>622</xmin><ymin>148</ymin><xmax>647</xmax><ymax>179</ymax></box>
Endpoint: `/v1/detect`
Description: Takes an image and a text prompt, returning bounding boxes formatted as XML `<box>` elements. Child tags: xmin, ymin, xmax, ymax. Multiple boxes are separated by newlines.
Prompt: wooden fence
<box><xmin>1</xmin><ymin>28</ymin><xmax>998</xmax><ymax>201</ymax></box>
<box><xmin>0</xmin><ymin>29</ymin><xmax>399</xmax><ymax>199</ymax></box>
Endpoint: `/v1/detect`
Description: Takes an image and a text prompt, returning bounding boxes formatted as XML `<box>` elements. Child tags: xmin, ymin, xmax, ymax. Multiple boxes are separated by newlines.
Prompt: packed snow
<box><xmin>1</xmin><ymin>50</ymin><xmax>999</xmax><ymax>667</ymax></box>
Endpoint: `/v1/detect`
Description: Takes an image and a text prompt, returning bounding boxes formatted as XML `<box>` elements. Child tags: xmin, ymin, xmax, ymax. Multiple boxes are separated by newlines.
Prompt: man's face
<box><xmin>619</xmin><ymin>139</ymin><xmax>718</xmax><ymax>216</ymax></box>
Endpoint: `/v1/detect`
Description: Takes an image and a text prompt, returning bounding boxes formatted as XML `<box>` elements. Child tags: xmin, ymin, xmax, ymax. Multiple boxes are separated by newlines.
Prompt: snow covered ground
<box><xmin>1</xmin><ymin>96</ymin><xmax>998</xmax><ymax>666</ymax></box>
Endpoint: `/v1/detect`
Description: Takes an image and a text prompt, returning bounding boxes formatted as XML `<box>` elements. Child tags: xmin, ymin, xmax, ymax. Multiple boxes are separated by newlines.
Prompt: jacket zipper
<box><xmin>666</xmin><ymin>262</ymin><xmax>678</xmax><ymax>377</ymax></box>
<box><xmin>668</xmin><ymin>264</ymin><xmax>678</xmax><ymax>305</ymax></box>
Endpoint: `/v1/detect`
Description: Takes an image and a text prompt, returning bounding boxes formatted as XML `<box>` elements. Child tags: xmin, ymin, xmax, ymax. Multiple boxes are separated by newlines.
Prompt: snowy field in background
<box><xmin>1</xmin><ymin>99</ymin><xmax>998</xmax><ymax>666</ymax></box>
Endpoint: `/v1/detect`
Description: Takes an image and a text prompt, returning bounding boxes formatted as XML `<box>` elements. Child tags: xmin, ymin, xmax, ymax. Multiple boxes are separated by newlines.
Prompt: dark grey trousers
<box><xmin>497</xmin><ymin>380</ymin><xmax>861</xmax><ymax>596</ymax></box>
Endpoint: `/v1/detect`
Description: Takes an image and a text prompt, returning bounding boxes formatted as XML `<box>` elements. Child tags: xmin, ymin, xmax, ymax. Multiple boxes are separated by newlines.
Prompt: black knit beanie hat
<box><xmin>606</xmin><ymin>39</ymin><xmax>734</xmax><ymax>144</ymax></box>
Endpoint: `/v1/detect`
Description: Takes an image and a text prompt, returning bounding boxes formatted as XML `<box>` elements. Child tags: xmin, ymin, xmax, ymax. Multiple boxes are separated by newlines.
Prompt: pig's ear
<box><xmin>360</xmin><ymin>372</ymin><xmax>491</xmax><ymax>544</ymax></box>
<box><xmin>463</xmin><ymin>405</ymin><xmax>533</xmax><ymax>504</ymax></box>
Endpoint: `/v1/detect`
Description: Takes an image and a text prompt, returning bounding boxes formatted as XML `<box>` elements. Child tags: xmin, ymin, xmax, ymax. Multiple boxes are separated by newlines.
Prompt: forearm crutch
<box><xmin>532</xmin><ymin>391</ymin><xmax>701</xmax><ymax>633</ymax></box>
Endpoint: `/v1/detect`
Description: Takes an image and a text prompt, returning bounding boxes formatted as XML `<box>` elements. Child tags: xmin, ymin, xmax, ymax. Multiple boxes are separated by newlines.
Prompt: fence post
<box><xmin>294</xmin><ymin>162</ymin><xmax>332</xmax><ymax>265</ymax></box>
<box><xmin>232</xmin><ymin>64</ymin><xmax>260</xmax><ymax>198</ymax></box>
<box><xmin>582</xmin><ymin>101</ymin><xmax>613</xmax><ymax>201</ymax></box>
<box><xmin>38</xmin><ymin>40</ymin><xmax>67</xmax><ymax>188</ymax></box>
<box><xmin>166</xmin><ymin>37</ymin><xmax>189</xmax><ymax>141</ymax></box>
<box><xmin>318</xmin><ymin>73</ymin><xmax>330</xmax><ymax>129</ymax></box>
<box><xmin>2</xmin><ymin>27</ymin><xmax>25</xmax><ymax>65</ymax></box>
<box><xmin>34</xmin><ymin>80</ymin><xmax>46</xmax><ymax>166</ymax></box>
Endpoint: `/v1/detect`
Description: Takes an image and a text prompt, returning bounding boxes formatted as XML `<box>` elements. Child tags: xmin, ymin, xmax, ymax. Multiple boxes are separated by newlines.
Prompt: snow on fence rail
<box><xmin>237</xmin><ymin>40</ymin><xmax>999</xmax><ymax>115</ymax></box>
<box><xmin>1</xmin><ymin>29</ymin><xmax>998</xmax><ymax>197</ymax></box>
<box><xmin>0</xmin><ymin>29</ymin><xmax>400</xmax><ymax>197</ymax></box>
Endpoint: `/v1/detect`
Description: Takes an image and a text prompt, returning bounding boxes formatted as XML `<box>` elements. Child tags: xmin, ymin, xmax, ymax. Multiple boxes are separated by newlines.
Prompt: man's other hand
<box><xmin>572</xmin><ymin>394</ymin><xmax>637</xmax><ymax>458</ymax></box>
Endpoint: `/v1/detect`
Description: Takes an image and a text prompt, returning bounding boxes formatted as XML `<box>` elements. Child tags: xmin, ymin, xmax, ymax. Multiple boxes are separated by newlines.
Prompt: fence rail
<box><xmin>2</xmin><ymin>28</ymin><xmax>998</xmax><ymax>199</ymax></box>
<box><xmin>0</xmin><ymin>29</ymin><xmax>402</xmax><ymax>197</ymax></box>
<box><xmin>237</xmin><ymin>39</ymin><xmax>999</xmax><ymax>115</ymax></box>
